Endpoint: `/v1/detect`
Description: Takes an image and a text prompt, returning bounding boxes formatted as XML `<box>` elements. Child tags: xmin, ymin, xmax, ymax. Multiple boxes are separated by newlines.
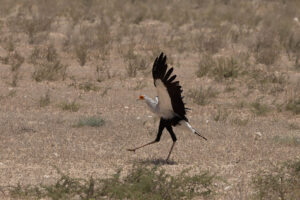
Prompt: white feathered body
<box><xmin>143</xmin><ymin>94</ymin><xmax>200</xmax><ymax>136</ymax></box>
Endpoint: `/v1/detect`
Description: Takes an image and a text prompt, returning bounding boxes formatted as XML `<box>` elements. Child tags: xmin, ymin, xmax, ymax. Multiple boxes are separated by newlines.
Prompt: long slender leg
<box><xmin>127</xmin><ymin>118</ymin><xmax>166</xmax><ymax>152</ymax></box>
<box><xmin>166</xmin><ymin>141</ymin><xmax>176</xmax><ymax>162</ymax></box>
<box><xmin>165</xmin><ymin>125</ymin><xmax>177</xmax><ymax>162</ymax></box>
<box><xmin>127</xmin><ymin>140</ymin><xmax>157</xmax><ymax>152</ymax></box>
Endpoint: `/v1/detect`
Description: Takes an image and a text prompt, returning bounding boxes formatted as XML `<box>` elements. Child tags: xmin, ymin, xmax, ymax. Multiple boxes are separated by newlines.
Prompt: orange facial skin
<box><xmin>139</xmin><ymin>95</ymin><xmax>145</xmax><ymax>100</ymax></box>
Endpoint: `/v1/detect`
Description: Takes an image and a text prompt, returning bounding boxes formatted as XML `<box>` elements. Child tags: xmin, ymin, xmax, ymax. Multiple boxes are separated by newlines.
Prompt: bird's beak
<box><xmin>137</xmin><ymin>95</ymin><xmax>144</xmax><ymax>101</ymax></box>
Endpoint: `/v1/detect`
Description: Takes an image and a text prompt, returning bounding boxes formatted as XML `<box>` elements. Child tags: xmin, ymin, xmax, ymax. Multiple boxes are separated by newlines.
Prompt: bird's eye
<box><xmin>139</xmin><ymin>95</ymin><xmax>144</xmax><ymax>100</ymax></box>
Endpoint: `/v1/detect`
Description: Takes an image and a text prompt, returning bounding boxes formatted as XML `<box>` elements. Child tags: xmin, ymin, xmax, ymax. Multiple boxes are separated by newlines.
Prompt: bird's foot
<box><xmin>165</xmin><ymin>159</ymin><xmax>176</xmax><ymax>165</ymax></box>
<box><xmin>127</xmin><ymin>148</ymin><xmax>136</xmax><ymax>153</ymax></box>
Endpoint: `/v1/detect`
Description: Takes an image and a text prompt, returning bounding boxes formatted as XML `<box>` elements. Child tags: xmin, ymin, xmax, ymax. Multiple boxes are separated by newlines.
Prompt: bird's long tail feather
<box><xmin>184</xmin><ymin>121</ymin><xmax>207</xmax><ymax>141</ymax></box>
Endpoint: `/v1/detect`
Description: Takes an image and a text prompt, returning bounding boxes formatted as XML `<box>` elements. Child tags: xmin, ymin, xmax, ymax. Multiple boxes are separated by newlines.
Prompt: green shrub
<box><xmin>75</xmin><ymin>116</ymin><xmax>105</xmax><ymax>127</ymax></box>
<box><xmin>253</xmin><ymin>159</ymin><xmax>300</xmax><ymax>200</ymax></box>
<box><xmin>8</xmin><ymin>165</ymin><xmax>218</xmax><ymax>200</ymax></box>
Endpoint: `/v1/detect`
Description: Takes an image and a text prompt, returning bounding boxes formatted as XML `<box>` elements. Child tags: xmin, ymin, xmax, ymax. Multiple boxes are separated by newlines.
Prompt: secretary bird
<box><xmin>127</xmin><ymin>52</ymin><xmax>207</xmax><ymax>162</ymax></box>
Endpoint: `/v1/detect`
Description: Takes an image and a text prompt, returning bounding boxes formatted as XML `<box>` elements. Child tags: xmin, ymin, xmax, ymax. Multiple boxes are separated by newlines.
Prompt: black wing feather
<box><xmin>152</xmin><ymin>52</ymin><xmax>188</xmax><ymax>123</ymax></box>
<box><xmin>167</xmin><ymin>75</ymin><xmax>177</xmax><ymax>83</ymax></box>
<box><xmin>163</xmin><ymin>68</ymin><xmax>173</xmax><ymax>81</ymax></box>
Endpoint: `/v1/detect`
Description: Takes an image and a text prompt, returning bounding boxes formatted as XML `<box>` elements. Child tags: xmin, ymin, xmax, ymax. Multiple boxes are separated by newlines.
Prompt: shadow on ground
<box><xmin>136</xmin><ymin>158</ymin><xmax>177</xmax><ymax>165</ymax></box>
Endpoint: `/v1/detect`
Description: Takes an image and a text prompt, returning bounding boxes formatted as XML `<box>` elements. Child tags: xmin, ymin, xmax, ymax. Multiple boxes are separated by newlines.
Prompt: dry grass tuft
<box><xmin>253</xmin><ymin>159</ymin><xmax>300</xmax><ymax>200</ymax></box>
<box><xmin>39</xmin><ymin>91</ymin><xmax>50</xmax><ymax>107</ymax></box>
<box><xmin>196</xmin><ymin>55</ymin><xmax>241</xmax><ymax>81</ymax></box>
<box><xmin>187</xmin><ymin>86</ymin><xmax>218</xmax><ymax>106</ymax></box>
<box><xmin>31</xmin><ymin>45</ymin><xmax>67</xmax><ymax>82</ymax></box>
<box><xmin>59</xmin><ymin>100</ymin><xmax>80</xmax><ymax>112</ymax></box>
<box><xmin>75</xmin><ymin>116</ymin><xmax>105</xmax><ymax>127</ymax></box>
<box><xmin>79</xmin><ymin>82</ymin><xmax>100</xmax><ymax>92</ymax></box>
<box><xmin>8</xmin><ymin>165</ymin><xmax>218</xmax><ymax>200</ymax></box>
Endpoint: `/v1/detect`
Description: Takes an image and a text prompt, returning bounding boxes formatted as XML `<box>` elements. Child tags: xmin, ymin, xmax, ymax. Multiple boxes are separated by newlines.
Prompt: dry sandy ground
<box><xmin>0</xmin><ymin>51</ymin><xmax>299</xmax><ymax>199</ymax></box>
<box><xmin>0</xmin><ymin>1</ymin><xmax>299</xmax><ymax>199</ymax></box>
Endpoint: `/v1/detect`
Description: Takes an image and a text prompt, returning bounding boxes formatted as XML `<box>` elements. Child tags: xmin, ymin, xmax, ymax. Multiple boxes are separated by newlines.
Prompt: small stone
<box><xmin>254</xmin><ymin>132</ymin><xmax>262</xmax><ymax>140</ymax></box>
<box><xmin>255</xmin><ymin>132</ymin><xmax>262</xmax><ymax>137</ymax></box>
<box><xmin>224</xmin><ymin>186</ymin><xmax>232</xmax><ymax>191</ymax></box>
<box><xmin>0</xmin><ymin>162</ymin><xmax>6</xmax><ymax>167</ymax></box>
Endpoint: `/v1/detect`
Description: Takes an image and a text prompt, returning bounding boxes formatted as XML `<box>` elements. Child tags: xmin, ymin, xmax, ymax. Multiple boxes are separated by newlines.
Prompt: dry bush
<box><xmin>213</xmin><ymin>107</ymin><xmax>230</xmax><ymax>122</ymax></box>
<box><xmin>196</xmin><ymin>54</ymin><xmax>214</xmax><ymax>78</ymax></box>
<box><xmin>11</xmin><ymin>73</ymin><xmax>19</xmax><ymax>87</ymax></box>
<box><xmin>1</xmin><ymin>36</ymin><xmax>15</xmax><ymax>52</ymax></box>
<box><xmin>285</xmin><ymin>83</ymin><xmax>300</xmax><ymax>115</ymax></box>
<box><xmin>0</xmin><ymin>0</ymin><xmax>17</xmax><ymax>17</ymax></box>
<box><xmin>253</xmin><ymin>159</ymin><xmax>300</xmax><ymax>200</ymax></box>
<box><xmin>73</xmin><ymin>20</ymin><xmax>111</xmax><ymax>66</ymax></box>
<box><xmin>2</xmin><ymin>51</ymin><xmax>25</xmax><ymax>87</ymax></box>
<box><xmin>187</xmin><ymin>86</ymin><xmax>218</xmax><ymax>106</ymax></box>
<box><xmin>39</xmin><ymin>91</ymin><xmax>50</xmax><ymax>107</ymax></box>
<box><xmin>232</xmin><ymin>117</ymin><xmax>249</xmax><ymax>126</ymax></box>
<box><xmin>251</xmin><ymin>101</ymin><xmax>270</xmax><ymax>116</ymax></box>
<box><xmin>23</xmin><ymin>16</ymin><xmax>52</xmax><ymax>44</ymax></box>
<box><xmin>9</xmin><ymin>51</ymin><xmax>24</xmax><ymax>72</ymax></box>
<box><xmin>122</xmin><ymin>45</ymin><xmax>149</xmax><ymax>78</ymax></box>
<box><xmin>75</xmin><ymin>116</ymin><xmax>105</xmax><ymax>127</ymax></box>
<box><xmin>252</xmin><ymin>29</ymin><xmax>281</xmax><ymax>66</ymax></box>
<box><xmin>5</xmin><ymin>0</ymin><xmax>58</xmax><ymax>44</ymax></box>
<box><xmin>247</xmin><ymin>69</ymin><xmax>288</xmax><ymax>94</ymax></box>
<box><xmin>8</xmin><ymin>165</ymin><xmax>218</xmax><ymax>200</ymax></box>
<box><xmin>32</xmin><ymin>61</ymin><xmax>67</xmax><ymax>82</ymax></box>
<box><xmin>203</xmin><ymin>33</ymin><xmax>226</xmax><ymax>54</ymax></box>
<box><xmin>273</xmin><ymin>135</ymin><xmax>300</xmax><ymax>147</ymax></box>
<box><xmin>193</xmin><ymin>29</ymin><xmax>227</xmax><ymax>54</ymax></box>
<box><xmin>7</xmin><ymin>14</ymin><xmax>52</xmax><ymax>44</ymax></box>
<box><xmin>133</xmin><ymin>80</ymin><xmax>147</xmax><ymax>90</ymax></box>
<box><xmin>93</xmin><ymin>20</ymin><xmax>111</xmax><ymax>56</ymax></box>
<box><xmin>211</xmin><ymin>57</ymin><xmax>240</xmax><ymax>81</ymax></box>
<box><xmin>75</xmin><ymin>43</ymin><xmax>88</xmax><ymax>66</ymax></box>
<box><xmin>59</xmin><ymin>100</ymin><xmax>80</xmax><ymax>112</ymax></box>
<box><xmin>296</xmin><ymin>53</ymin><xmax>300</xmax><ymax>70</ymax></box>
<box><xmin>196</xmin><ymin>55</ymin><xmax>241</xmax><ymax>81</ymax></box>
<box><xmin>96</xmin><ymin>65</ymin><xmax>111</xmax><ymax>82</ymax></box>
<box><xmin>263</xmin><ymin>1</ymin><xmax>300</xmax><ymax>60</ymax></box>
<box><xmin>31</xmin><ymin>45</ymin><xmax>67</xmax><ymax>82</ymax></box>
<box><xmin>79</xmin><ymin>82</ymin><xmax>100</xmax><ymax>92</ymax></box>
<box><xmin>30</xmin><ymin>45</ymin><xmax>58</xmax><ymax>65</ymax></box>
<box><xmin>248</xmin><ymin>0</ymin><xmax>300</xmax><ymax>67</ymax></box>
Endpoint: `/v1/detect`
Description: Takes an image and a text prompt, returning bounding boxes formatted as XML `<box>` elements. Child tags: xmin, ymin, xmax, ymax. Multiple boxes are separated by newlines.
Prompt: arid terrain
<box><xmin>0</xmin><ymin>0</ymin><xmax>299</xmax><ymax>199</ymax></box>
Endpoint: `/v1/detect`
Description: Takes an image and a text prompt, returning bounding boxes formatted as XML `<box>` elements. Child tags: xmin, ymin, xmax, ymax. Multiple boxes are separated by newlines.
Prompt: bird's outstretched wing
<box><xmin>152</xmin><ymin>53</ymin><xmax>187</xmax><ymax>121</ymax></box>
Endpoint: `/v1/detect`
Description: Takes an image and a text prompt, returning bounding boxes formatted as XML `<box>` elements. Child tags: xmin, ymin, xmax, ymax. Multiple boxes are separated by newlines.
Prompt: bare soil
<box><xmin>0</xmin><ymin>0</ymin><xmax>300</xmax><ymax>199</ymax></box>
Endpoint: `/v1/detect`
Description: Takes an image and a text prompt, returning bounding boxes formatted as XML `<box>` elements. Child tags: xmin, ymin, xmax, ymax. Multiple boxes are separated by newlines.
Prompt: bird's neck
<box><xmin>144</xmin><ymin>96</ymin><xmax>158</xmax><ymax>114</ymax></box>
